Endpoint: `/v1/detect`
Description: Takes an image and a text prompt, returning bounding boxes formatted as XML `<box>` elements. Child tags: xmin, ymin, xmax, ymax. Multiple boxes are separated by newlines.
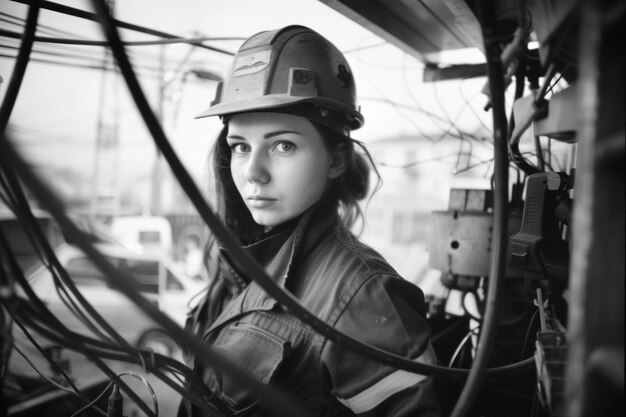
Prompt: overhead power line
<box><xmin>10</xmin><ymin>0</ymin><xmax>239</xmax><ymax>55</ymax></box>
<box><xmin>0</xmin><ymin>28</ymin><xmax>241</xmax><ymax>50</ymax></box>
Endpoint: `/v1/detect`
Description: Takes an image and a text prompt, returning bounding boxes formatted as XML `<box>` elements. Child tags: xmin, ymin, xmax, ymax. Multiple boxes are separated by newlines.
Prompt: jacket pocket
<box><xmin>210</xmin><ymin>322</ymin><xmax>291</xmax><ymax>414</ymax></box>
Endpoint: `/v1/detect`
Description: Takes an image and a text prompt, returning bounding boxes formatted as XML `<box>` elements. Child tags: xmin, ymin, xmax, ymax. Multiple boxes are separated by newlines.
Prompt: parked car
<box><xmin>14</xmin><ymin>243</ymin><xmax>206</xmax><ymax>359</ymax></box>
<box><xmin>0</xmin><ymin>208</ymin><xmax>136</xmax><ymax>272</ymax></box>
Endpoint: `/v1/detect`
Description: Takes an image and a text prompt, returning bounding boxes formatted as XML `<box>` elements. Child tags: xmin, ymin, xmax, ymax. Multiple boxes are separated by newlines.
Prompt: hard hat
<box><xmin>195</xmin><ymin>25</ymin><xmax>363</xmax><ymax>135</ymax></box>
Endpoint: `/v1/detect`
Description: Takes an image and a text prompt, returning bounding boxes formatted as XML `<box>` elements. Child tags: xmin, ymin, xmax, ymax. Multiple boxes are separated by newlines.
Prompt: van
<box><xmin>110</xmin><ymin>215</ymin><xmax>173</xmax><ymax>257</ymax></box>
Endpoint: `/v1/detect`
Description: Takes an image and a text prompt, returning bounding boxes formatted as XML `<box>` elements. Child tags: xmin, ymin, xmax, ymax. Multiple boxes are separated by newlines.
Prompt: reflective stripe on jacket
<box><xmin>185</xmin><ymin>204</ymin><xmax>442</xmax><ymax>416</ymax></box>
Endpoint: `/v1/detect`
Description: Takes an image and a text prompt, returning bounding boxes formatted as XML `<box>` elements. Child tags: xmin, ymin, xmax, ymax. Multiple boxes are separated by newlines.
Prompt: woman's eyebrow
<box><xmin>226</xmin><ymin>134</ymin><xmax>245</xmax><ymax>140</ymax></box>
<box><xmin>264</xmin><ymin>130</ymin><xmax>301</xmax><ymax>139</ymax></box>
<box><xmin>227</xmin><ymin>130</ymin><xmax>301</xmax><ymax>141</ymax></box>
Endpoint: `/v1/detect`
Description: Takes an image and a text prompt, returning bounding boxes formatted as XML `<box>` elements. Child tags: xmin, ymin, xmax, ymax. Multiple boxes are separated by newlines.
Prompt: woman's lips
<box><xmin>247</xmin><ymin>196</ymin><xmax>276</xmax><ymax>208</ymax></box>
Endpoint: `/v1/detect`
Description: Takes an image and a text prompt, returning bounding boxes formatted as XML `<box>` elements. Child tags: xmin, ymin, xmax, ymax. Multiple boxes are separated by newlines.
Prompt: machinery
<box><xmin>321</xmin><ymin>1</ymin><xmax>622</xmax><ymax>415</ymax></box>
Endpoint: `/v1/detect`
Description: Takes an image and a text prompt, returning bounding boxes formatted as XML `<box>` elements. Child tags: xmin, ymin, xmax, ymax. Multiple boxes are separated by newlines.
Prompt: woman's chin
<box><xmin>250</xmin><ymin>212</ymin><xmax>279</xmax><ymax>229</ymax></box>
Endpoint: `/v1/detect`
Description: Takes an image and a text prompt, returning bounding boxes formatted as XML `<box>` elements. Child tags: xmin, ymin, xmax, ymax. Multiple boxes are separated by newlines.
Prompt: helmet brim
<box><xmin>195</xmin><ymin>94</ymin><xmax>363</xmax><ymax>130</ymax></box>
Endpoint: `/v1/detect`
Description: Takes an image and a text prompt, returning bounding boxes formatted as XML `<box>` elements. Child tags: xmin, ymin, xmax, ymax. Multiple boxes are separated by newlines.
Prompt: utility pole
<box><xmin>149</xmin><ymin>36</ymin><xmax>222</xmax><ymax>217</ymax></box>
<box><xmin>150</xmin><ymin>44</ymin><xmax>166</xmax><ymax>216</ymax></box>
<box><xmin>150</xmin><ymin>43</ymin><xmax>213</xmax><ymax>216</ymax></box>
<box><xmin>90</xmin><ymin>0</ymin><xmax>119</xmax><ymax>223</ymax></box>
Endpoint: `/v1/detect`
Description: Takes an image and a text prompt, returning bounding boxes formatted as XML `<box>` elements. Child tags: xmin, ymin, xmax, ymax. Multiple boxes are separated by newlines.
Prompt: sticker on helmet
<box><xmin>337</xmin><ymin>64</ymin><xmax>353</xmax><ymax>88</ymax></box>
<box><xmin>288</xmin><ymin>68</ymin><xmax>317</xmax><ymax>96</ymax></box>
<box><xmin>233</xmin><ymin>50</ymin><xmax>271</xmax><ymax>77</ymax></box>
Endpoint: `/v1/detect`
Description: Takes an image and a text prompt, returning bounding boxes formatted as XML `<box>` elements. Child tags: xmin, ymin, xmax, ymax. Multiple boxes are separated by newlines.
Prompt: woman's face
<box><xmin>226</xmin><ymin>112</ymin><xmax>339</xmax><ymax>229</ymax></box>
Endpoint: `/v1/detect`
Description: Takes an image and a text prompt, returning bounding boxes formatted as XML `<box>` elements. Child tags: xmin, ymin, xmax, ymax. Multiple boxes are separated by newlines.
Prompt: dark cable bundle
<box><xmin>0</xmin><ymin>2</ymin><xmax>560</xmax><ymax>417</ymax></box>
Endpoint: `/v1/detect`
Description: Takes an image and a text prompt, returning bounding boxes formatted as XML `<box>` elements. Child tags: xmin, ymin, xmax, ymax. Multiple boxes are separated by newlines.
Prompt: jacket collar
<box><xmin>206</xmin><ymin>202</ymin><xmax>337</xmax><ymax>334</ymax></box>
<box><xmin>219</xmin><ymin>200</ymin><xmax>337</xmax><ymax>293</ymax></box>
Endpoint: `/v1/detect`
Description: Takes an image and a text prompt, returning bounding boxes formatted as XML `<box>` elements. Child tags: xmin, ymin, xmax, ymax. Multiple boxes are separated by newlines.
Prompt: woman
<box><xmin>183</xmin><ymin>25</ymin><xmax>441</xmax><ymax>416</ymax></box>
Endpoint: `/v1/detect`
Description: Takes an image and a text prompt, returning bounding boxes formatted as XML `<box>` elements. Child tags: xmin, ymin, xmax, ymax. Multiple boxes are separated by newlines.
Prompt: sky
<box><xmin>0</xmin><ymin>0</ymin><xmax>525</xmax><ymax>287</ymax></box>
<box><xmin>0</xmin><ymin>0</ymin><xmax>495</xmax><ymax>210</ymax></box>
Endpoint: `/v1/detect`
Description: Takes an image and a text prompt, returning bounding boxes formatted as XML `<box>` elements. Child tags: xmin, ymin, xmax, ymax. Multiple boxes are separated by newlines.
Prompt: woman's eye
<box><xmin>230</xmin><ymin>143</ymin><xmax>250</xmax><ymax>154</ymax></box>
<box><xmin>273</xmin><ymin>141</ymin><xmax>295</xmax><ymax>153</ymax></box>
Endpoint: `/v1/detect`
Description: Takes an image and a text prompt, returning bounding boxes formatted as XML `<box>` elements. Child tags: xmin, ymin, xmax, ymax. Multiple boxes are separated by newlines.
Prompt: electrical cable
<box><xmin>11</xmin><ymin>344</ymin><xmax>82</xmax><ymax>396</ymax></box>
<box><xmin>361</xmin><ymin>67</ymin><xmax>440</xmax><ymax>142</ymax></box>
<box><xmin>534</xmin><ymin>135</ymin><xmax>546</xmax><ymax>171</ymax></box>
<box><xmin>403</xmin><ymin>54</ymin><xmax>459</xmax><ymax>141</ymax></box>
<box><xmin>448</xmin><ymin>0</ymin><xmax>511</xmax><ymax>415</ymax></box>
<box><xmin>118</xmin><ymin>371</ymin><xmax>159</xmax><ymax>417</ymax></box>
<box><xmin>360</xmin><ymin>95</ymin><xmax>484</xmax><ymax>142</ymax></box>
<box><xmin>10</xmin><ymin>317</ymin><xmax>89</xmax><ymax>401</ymax></box>
<box><xmin>0</xmin><ymin>164</ymin><xmax>132</xmax><ymax>347</ymax></box>
<box><xmin>452</xmin><ymin>156</ymin><xmax>496</xmax><ymax>175</ymax></box>
<box><xmin>430</xmin><ymin>317</ymin><xmax>468</xmax><ymax>344</ymax></box>
<box><xmin>0</xmin><ymin>10</ymin><xmax>90</xmax><ymax>39</ymax></box>
<box><xmin>68</xmin><ymin>381</ymin><xmax>113</xmax><ymax>417</ymax></box>
<box><xmin>0</xmin><ymin>309</ymin><xmax>13</xmax><ymax>385</ymax></box>
<box><xmin>507</xmin><ymin>34</ymin><xmax>543</xmax><ymax>176</ymax></box>
<box><xmin>1</xmin><ymin>10</ymin><xmax>243</xmax><ymax>46</ymax></box>
<box><xmin>3</xmin><ymin>52</ymin><xmax>285</xmax><ymax>408</ymax></box>
<box><xmin>448</xmin><ymin>326</ymin><xmax>480</xmax><ymax>367</ymax></box>
<box><xmin>431</xmin><ymin>71</ymin><xmax>473</xmax><ymax>143</ymax></box>
<box><xmin>0</xmin><ymin>28</ymin><xmax>240</xmax><ymax>49</ymax></box>
<box><xmin>4</xmin><ymin>250</ymin><xmax>159</xmax><ymax>417</ymax></box>
<box><xmin>0</xmin><ymin>192</ymin><xmax>52</xmax><ymax>273</ymax></box>
<box><xmin>0</xmin><ymin>3</ymin><xmax>538</xmax><ymax>414</ymax></box>
<box><xmin>1</xmin><ymin>201</ymin><xmax>124</xmax><ymax>343</ymax></box>
<box><xmin>0</xmin><ymin>46</ymin><xmax>167</xmax><ymax>76</ymax></box>
<box><xmin>89</xmin><ymin>0</ymin><xmax>466</xmax><ymax>379</ymax></box>
<box><xmin>13</xmin><ymin>301</ymin><xmax>184</xmax><ymax>375</ymax></box>
<box><xmin>0</xmin><ymin>144</ymin><xmax>299</xmax><ymax>415</ymax></box>
<box><xmin>481</xmin><ymin>6</ymin><xmax>532</xmax><ymax>111</ymax></box>
<box><xmin>375</xmin><ymin>151</ymin><xmax>483</xmax><ymax>170</ymax></box>
<box><xmin>0</xmin><ymin>148</ymin><xmax>217</xmax><ymax>413</ymax></box>
<box><xmin>452</xmin><ymin>138</ymin><xmax>474</xmax><ymax>174</ymax></box>
<box><xmin>0</xmin><ymin>45</ymin><xmax>223</xmax><ymax>88</ymax></box>
<box><xmin>404</xmin><ymin>56</ymin><xmax>493</xmax><ymax>145</ymax></box>
<box><xmin>11</xmin><ymin>0</ymin><xmax>472</xmax><ymax>390</ymax></box>
<box><xmin>0</xmin><ymin>5</ymin><xmax>39</xmax><ymax>134</ymax></box>
<box><xmin>68</xmin><ymin>371</ymin><xmax>160</xmax><ymax>417</ymax></box>
<box><xmin>11</xmin><ymin>0</ymin><xmax>236</xmax><ymax>55</ymax></box>
<box><xmin>0</xmin><ymin>6</ymin><xmax>176</xmax><ymax>415</ymax></box>
<box><xmin>0</xmin><ymin>223</ymin><xmax>18</xmax><ymax>386</ymax></box>
<box><xmin>2</xmin><ymin>62</ymin><xmax>179</xmax><ymax>351</ymax></box>
<box><xmin>85</xmin><ymin>0</ymin><xmax>535</xmax><ymax>382</ymax></box>
<box><xmin>0</xmin><ymin>211</ymin><xmax>215</xmax><ymax>401</ymax></box>
<box><xmin>52</xmin><ymin>274</ymin><xmax>117</xmax><ymax>344</ymax></box>
<box><xmin>459</xmin><ymin>77</ymin><xmax>494</xmax><ymax>140</ymax></box>
<box><xmin>0</xmin><ymin>171</ymin><xmax>16</xmax><ymax>208</ymax></box>
<box><xmin>508</xmin><ymin>117</ymin><xmax>542</xmax><ymax>175</ymax></box>
<box><xmin>11</xmin><ymin>289</ymin><xmax>216</xmax><ymax>415</ymax></box>
<box><xmin>535</xmin><ymin>63</ymin><xmax>557</xmax><ymax>103</ymax></box>
<box><xmin>0</xmin><ymin>13</ymin><xmax>219</xmax><ymax>71</ymax></box>
<box><xmin>519</xmin><ymin>309</ymin><xmax>540</xmax><ymax>361</ymax></box>
<box><xmin>0</xmin><ymin>16</ymin><xmax>25</xmax><ymax>31</ymax></box>
<box><xmin>12</xmin><ymin>291</ymin><xmax>224</xmax><ymax>415</ymax></box>
<box><xmin>354</xmin><ymin>42</ymin><xmax>491</xmax><ymax>143</ymax></box>
<box><xmin>544</xmin><ymin>65</ymin><xmax>570</xmax><ymax>97</ymax></box>
<box><xmin>4</xmin><ymin>288</ymin><xmax>109</xmax><ymax>417</ymax></box>
<box><xmin>461</xmin><ymin>291</ymin><xmax>482</xmax><ymax>323</ymax></box>
<box><xmin>342</xmin><ymin>40</ymin><xmax>388</xmax><ymax>54</ymax></box>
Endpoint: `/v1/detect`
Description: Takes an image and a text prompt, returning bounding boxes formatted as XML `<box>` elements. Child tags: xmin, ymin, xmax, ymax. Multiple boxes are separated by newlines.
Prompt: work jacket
<box><xmin>182</xmin><ymin>203</ymin><xmax>441</xmax><ymax>416</ymax></box>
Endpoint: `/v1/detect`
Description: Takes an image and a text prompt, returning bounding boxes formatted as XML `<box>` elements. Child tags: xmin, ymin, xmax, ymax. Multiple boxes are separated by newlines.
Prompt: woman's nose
<box><xmin>245</xmin><ymin>151</ymin><xmax>270</xmax><ymax>184</ymax></box>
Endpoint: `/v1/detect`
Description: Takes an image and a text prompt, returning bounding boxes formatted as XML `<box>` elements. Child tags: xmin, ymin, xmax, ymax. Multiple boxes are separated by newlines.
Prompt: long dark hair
<box><xmin>208</xmin><ymin>115</ymin><xmax>381</xmax><ymax>244</ymax></box>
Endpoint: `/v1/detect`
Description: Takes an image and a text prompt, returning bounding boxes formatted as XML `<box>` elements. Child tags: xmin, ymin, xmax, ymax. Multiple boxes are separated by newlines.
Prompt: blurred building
<box><xmin>360</xmin><ymin>133</ymin><xmax>492</xmax><ymax>286</ymax></box>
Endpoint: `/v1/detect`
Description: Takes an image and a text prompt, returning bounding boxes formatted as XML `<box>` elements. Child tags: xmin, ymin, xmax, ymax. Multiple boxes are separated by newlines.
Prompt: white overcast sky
<box><xmin>1</xmin><ymin>0</ymin><xmax>493</xmax><ymax>190</ymax></box>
